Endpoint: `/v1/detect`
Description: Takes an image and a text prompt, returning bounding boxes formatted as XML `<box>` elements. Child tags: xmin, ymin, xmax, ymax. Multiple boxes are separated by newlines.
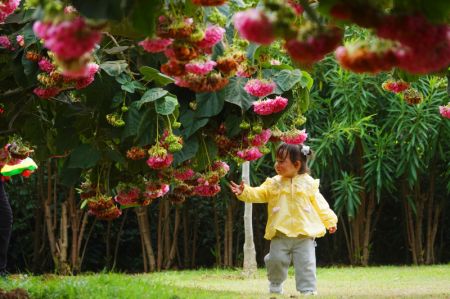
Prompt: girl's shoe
<box><xmin>300</xmin><ymin>291</ymin><xmax>317</xmax><ymax>296</ymax></box>
<box><xmin>269</xmin><ymin>282</ymin><xmax>283</xmax><ymax>294</ymax></box>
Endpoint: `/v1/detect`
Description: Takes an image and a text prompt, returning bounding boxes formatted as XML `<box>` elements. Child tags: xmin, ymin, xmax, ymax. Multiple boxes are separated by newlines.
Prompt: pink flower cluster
<box><xmin>143</xmin><ymin>182</ymin><xmax>169</xmax><ymax>200</ymax></box>
<box><xmin>253</xmin><ymin>96</ymin><xmax>288</xmax><ymax>115</ymax></box>
<box><xmin>212</xmin><ymin>161</ymin><xmax>230</xmax><ymax>177</ymax></box>
<box><xmin>439</xmin><ymin>103</ymin><xmax>450</xmax><ymax>119</ymax></box>
<box><xmin>174</xmin><ymin>168</ymin><xmax>195</xmax><ymax>181</ymax></box>
<box><xmin>377</xmin><ymin>14</ymin><xmax>450</xmax><ymax>74</ymax></box>
<box><xmin>114</xmin><ymin>187</ymin><xmax>141</xmax><ymax>206</ymax></box>
<box><xmin>381</xmin><ymin>80</ymin><xmax>409</xmax><ymax>93</ymax></box>
<box><xmin>285</xmin><ymin>27</ymin><xmax>343</xmax><ymax>64</ymax></box>
<box><xmin>185</xmin><ymin>60</ymin><xmax>217</xmax><ymax>75</ymax></box>
<box><xmin>244</xmin><ymin>79</ymin><xmax>276</xmax><ymax>97</ymax></box>
<box><xmin>236</xmin><ymin>68</ymin><xmax>253</xmax><ymax>78</ymax></box>
<box><xmin>146</xmin><ymin>153</ymin><xmax>174</xmax><ymax>169</ymax></box>
<box><xmin>0</xmin><ymin>0</ymin><xmax>20</xmax><ymax>23</ymax></box>
<box><xmin>149</xmin><ymin>14</ymin><xmax>231</xmax><ymax>93</ymax></box>
<box><xmin>237</xmin><ymin>147</ymin><xmax>263</xmax><ymax>161</ymax></box>
<box><xmin>197</xmin><ymin>25</ymin><xmax>226</xmax><ymax>49</ymax></box>
<box><xmin>250</xmin><ymin>129</ymin><xmax>271</xmax><ymax>147</ymax></box>
<box><xmin>33</xmin><ymin>87</ymin><xmax>60</xmax><ymax>99</ymax></box>
<box><xmin>75</xmin><ymin>73</ymin><xmax>97</xmax><ymax>89</ymax></box>
<box><xmin>0</xmin><ymin>35</ymin><xmax>11</xmax><ymax>49</ymax></box>
<box><xmin>63</xmin><ymin>62</ymin><xmax>99</xmax><ymax>79</ymax></box>
<box><xmin>33</xmin><ymin>17</ymin><xmax>102</xmax><ymax>60</ymax></box>
<box><xmin>139</xmin><ymin>37</ymin><xmax>173</xmax><ymax>53</ymax></box>
<box><xmin>233</xmin><ymin>9</ymin><xmax>275</xmax><ymax>45</ymax></box>
<box><xmin>38</xmin><ymin>57</ymin><xmax>55</xmax><ymax>73</ymax></box>
<box><xmin>194</xmin><ymin>184</ymin><xmax>221</xmax><ymax>197</ymax></box>
<box><xmin>194</xmin><ymin>177</ymin><xmax>221</xmax><ymax>197</ymax></box>
<box><xmin>280</xmin><ymin>129</ymin><xmax>308</xmax><ymax>144</ymax></box>
<box><xmin>335</xmin><ymin>44</ymin><xmax>399</xmax><ymax>74</ymax></box>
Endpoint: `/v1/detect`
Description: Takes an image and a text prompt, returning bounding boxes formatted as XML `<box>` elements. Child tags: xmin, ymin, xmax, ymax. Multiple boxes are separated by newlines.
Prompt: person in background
<box><xmin>0</xmin><ymin>178</ymin><xmax>12</xmax><ymax>277</ymax></box>
<box><xmin>0</xmin><ymin>143</ymin><xmax>37</xmax><ymax>278</ymax></box>
<box><xmin>230</xmin><ymin>143</ymin><xmax>337</xmax><ymax>296</ymax></box>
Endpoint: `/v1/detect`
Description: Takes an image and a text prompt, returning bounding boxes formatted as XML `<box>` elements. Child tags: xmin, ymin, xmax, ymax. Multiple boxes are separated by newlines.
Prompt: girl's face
<box><xmin>275</xmin><ymin>152</ymin><xmax>301</xmax><ymax>178</ymax></box>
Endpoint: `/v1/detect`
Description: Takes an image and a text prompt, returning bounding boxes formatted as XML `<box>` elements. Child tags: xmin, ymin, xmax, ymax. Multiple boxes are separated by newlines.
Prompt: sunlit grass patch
<box><xmin>1</xmin><ymin>265</ymin><xmax>449</xmax><ymax>298</ymax></box>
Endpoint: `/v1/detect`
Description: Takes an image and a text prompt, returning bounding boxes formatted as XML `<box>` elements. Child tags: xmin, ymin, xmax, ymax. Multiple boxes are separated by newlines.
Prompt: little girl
<box><xmin>230</xmin><ymin>143</ymin><xmax>337</xmax><ymax>296</ymax></box>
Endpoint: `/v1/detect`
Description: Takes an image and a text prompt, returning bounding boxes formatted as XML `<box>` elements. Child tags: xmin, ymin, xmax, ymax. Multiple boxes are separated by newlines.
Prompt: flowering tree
<box><xmin>0</xmin><ymin>0</ymin><xmax>449</xmax><ymax>271</ymax></box>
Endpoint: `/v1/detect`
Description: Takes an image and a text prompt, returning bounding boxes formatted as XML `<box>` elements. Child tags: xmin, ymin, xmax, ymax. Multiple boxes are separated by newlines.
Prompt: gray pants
<box><xmin>264</xmin><ymin>235</ymin><xmax>316</xmax><ymax>293</ymax></box>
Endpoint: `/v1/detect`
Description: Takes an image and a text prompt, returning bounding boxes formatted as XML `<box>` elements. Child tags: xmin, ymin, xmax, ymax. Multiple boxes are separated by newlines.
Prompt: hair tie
<box><xmin>301</xmin><ymin>145</ymin><xmax>310</xmax><ymax>156</ymax></box>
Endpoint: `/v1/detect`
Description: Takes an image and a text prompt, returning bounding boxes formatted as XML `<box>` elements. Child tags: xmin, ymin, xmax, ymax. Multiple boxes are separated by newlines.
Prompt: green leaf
<box><xmin>105</xmin><ymin>148</ymin><xmax>126</xmax><ymax>165</ymax></box>
<box><xmin>21</xmin><ymin>51</ymin><xmax>38</xmax><ymax>77</ymax></box>
<box><xmin>224</xmin><ymin>114</ymin><xmax>242</xmax><ymax>137</ymax></box>
<box><xmin>195</xmin><ymin>90</ymin><xmax>225</xmax><ymax>118</ymax></box>
<box><xmin>100</xmin><ymin>60</ymin><xmax>128</xmax><ymax>76</ymax></box>
<box><xmin>195</xmin><ymin>137</ymin><xmax>218</xmax><ymax>171</ymax></box>
<box><xmin>156</xmin><ymin>96</ymin><xmax>178</xmax><ymax>115</ymax></box>
<box><xmin>130</xmin><ymin>0</ymin><xmax>160</xmax><ymax>35</ymax></box>
<box><xmin>300</xmin><ymin>71</ymin><xmax>314</xmax><ymax>90</ymax></box>
<box><xmin>298</xmin><ymin>88</ymin><xmax>310</xmax><ymax>113</ymax></box>
<box><xmin>268</xmin><ymin>69</ymin><xmax>303</xmax><ymax>92</ymax></box>
<box><xmin>68</xmin><ymin>144</ymin><xmax>101</xmax><ymax>169</ymax></box>
<box><xmin>116</xmin><ymin>73</ymin><xmax>131</xmax><ymax>85</ymax></box>
<box><xmin>180</xmin><ymin>110</ymin><xmax>209</xmax><ymax>138</ymax></box>
<box><xmin>173</xmin><ymin>136</ymin><xmax>199</xmax><ymax>165</ymax></box>
<box><xmin>139</xmin><ymin>66</ymin><xmax>175</xmax><ymax>86</ymax></box>
<box><xmin>121</xmin><ymin>80</ymin><xmax>146</xmax><ymax>93</ymax></box>
<box><xmin>223</xmin><ymin>76</ymin><xmax>255</xmax><ymax>111</ymax></box>
<box><xmin>111</xmin><ymin>92</ymin><xmax>123</xmax><ymax>108</ymax></box>
<box><xmin>261</xmin><ymin>63</ymin><xmax>294</xmax><ymax>71</ymax></box>
<box><xmin>21</xmin><ymin>22</ymin><xmax>39</xmax><ymax>48</ymax></box>
<box><xmin>136</xmin><ymin>108</ymin><xmax>157</xmax><ymax>146</ymax></box>
<box><xmin>122</xmin><ymin>105</ymin><xmax>141</xmax><ymax>139</ymax></box>
<box><xmin>59</xmin><ymin>163</ymin><xmax>82</xmax><ymax>187</ymax></box>
<box><xmin>103</xmin><ymin>46</ymin><xmax>129</xmax><ymax>55</ymax></box>
<box><xmin>72</xmin><ymin>0</ymin><xmax>128</xmax><ymax>20</ymax></box>
<box><xmin>133</xmin><ymin>88</ymin><xmax>168</xmax><ymax>110</ymax></box>
<box><xmin>80</xmin><ymin>199</ymin><xmax>88</xmax><ymax>209</ymax></box>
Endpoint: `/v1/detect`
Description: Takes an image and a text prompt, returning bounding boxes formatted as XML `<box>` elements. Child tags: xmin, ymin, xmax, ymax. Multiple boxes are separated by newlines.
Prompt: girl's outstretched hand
<box><xmin>230</xmin><ymin>181</ymin><xmax>245</xmax><ymax>196</ymax></box>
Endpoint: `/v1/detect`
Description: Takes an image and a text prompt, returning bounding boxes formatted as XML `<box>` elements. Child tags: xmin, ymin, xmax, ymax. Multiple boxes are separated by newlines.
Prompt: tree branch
<box><xmin>0</xmin><ymin>87</ymin><xmax>25</xmax><ymax>98</ymax></box>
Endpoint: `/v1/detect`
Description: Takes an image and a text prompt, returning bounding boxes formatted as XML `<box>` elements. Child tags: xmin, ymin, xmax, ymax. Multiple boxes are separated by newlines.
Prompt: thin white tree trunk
<box><xmin>242</xmin><ymin>162</ymin><xmax>257</xmax><ymax>275</ymax></box>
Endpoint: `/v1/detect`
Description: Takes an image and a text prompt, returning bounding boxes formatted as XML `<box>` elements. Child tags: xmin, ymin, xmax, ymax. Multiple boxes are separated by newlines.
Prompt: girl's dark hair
<box><xmin>276</xmin><ymin>143</ymin><xmax>312</xmax><ymax>174</ymax></box>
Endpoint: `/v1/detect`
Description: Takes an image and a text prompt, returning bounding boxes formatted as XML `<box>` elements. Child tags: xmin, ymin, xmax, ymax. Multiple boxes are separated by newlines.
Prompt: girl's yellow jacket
<box><xmin>237</xmin><ymin>173</ymin><xmax>337</xmax><ymax>240</ymax></box>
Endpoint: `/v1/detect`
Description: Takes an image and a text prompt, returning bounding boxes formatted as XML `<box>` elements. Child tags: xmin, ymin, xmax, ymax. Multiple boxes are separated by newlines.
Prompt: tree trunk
<box><xmin>242</xmin><ymin>162</ymin><xmax>257</xmax><ymax>275</ymax></box>
<box><xmin>136</xmin><ymin>207</ymin><xmax>156</xmax><ymax>272</ymax></box>
<box><xmin>223</xmin><ymin>211</ymin><xmax>229</xmax><ymax>267</ymax></box>
<box><xmin>344</xmin><ymin>138</ymin><xmax>378</xmax><ymax>266</ymax></box>
<box><xmin>41</xmin><ymin>161</ymin><xmax>58</xmax><ymax>269</ymax></box>
<box><xmin>226</xmin><ymin>202</ymin><xmax>233</xmax><ymax>267</ymax></box>
<box><xmin>157</xmin><ymin>202</ymin><xmax>163</xmax><ymax>271</ymax></box>
<box><xmin>105</xmin><ymin>220</ymin><xmax>112</xmax><ymax>268</ymax></box>
<box><xmin>163</xmin><ymin>201</ymin><xmax>171</xmax><ymax>265</ymax></box>
<box><xmin>32</xmin><ymin>197</ymin><xmax>44</xmax><ymax>273</ymax></box>
<box><xmin>67</xmin><ymin>187</ymin><xmax>87</xmax><ymax>273</ymax></box>
<box><xmin>165</xmin><ymin>206</ymin><xmax>180</xmax><ymax>269</ymax></box>
<box><xmin>361</xmin><ymin>191</ymin><xmax>375</xmax><ymax>266</ymax></box>
<box><xmin>112</xmin><ymin>209</ymin><xmax>128</xmax><ymax>271</ymax></box>
<box><xmin>212</xmin><ymin>198</ymin><xmax>222</xmax><ymax>266</ymax></box>
<box><xmin>183</xmin><ymin>205</ymin><xmax>190</xmax><ymax>269</ymax></box>
<box><xmin>191</xmin><ymin>214</ymin><xmax>198</xmax><ymax>268</ymax></box>
<box><xmin>402</xmin><ymin>163</ymin><xmax>443</xmax><ymax>265</ymax></box>
<box><xmin>57</xmin><ymin>201</ymin><xmax>70</xmax><ymax>274</ymax></box>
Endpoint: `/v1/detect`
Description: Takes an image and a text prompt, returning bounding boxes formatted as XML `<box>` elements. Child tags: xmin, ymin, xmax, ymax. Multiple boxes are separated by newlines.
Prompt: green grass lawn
<box><xmin>1</xmin><ymin>265</ymin><xmax>449</xmax><ymax>298</ymax></box>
